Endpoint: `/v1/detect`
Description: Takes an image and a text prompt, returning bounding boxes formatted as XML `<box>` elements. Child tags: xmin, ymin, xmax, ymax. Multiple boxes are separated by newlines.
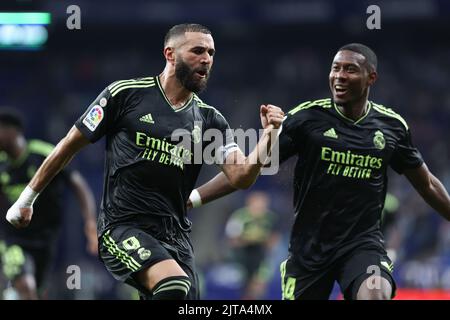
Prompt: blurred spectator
<box><xmin>0</xmin><ymin>109</ymin><xmax>98</xmax><ymax>299</ymax></box>
<box><xmin>224</xmin><ymin>191</ymin><xmax>280</xmax><ymax>299</ymax></box>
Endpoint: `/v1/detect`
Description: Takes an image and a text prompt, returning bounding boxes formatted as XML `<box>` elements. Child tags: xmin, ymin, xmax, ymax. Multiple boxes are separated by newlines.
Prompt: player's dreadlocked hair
<box><xmin>0</xmin><ymin>109</ymin><xmax>23</xmax><ymax>131</ymax></box>
<box><xmin>338</xmin><ymin>43</ymin><xmax>378</xmax><ymax>72</ymax></box>
<box><xmin>164</xmin><ymin>23</ymin><xmax>212</xmax><ymax>46</ymax></box>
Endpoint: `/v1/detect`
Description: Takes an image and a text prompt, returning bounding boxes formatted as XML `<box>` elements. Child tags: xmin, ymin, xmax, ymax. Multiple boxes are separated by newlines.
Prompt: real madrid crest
<box><xmin>373</xmin><ymin>130</ymin><xmax>385</xmax><ymax>150</ymax></box>
<box><xmin>138</xmin><ymin>248</ymin><xmax>152</xmax><ymax>260</ymax></box>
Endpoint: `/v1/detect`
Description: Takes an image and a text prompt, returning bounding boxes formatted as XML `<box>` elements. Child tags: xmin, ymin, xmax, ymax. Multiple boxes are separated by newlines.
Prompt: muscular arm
<box><xmin>220</xmin><ymin>105</ymin><xmax>282</xmax><ymax>189</ymax></box>
<box><xmin>29</xmin><ymin>126</ymin><xmax>90</xmax><ymax>192</ymax></box>
<box><xmin>221</xmin><ymin>126</ymin><xmax>276</xmax><ymax>189</ymax></box>
<box><xmin>404</xmin><ymin>163</ymin><xmax>450</xmax><ymax>221</ymax></box>
<box><xmin>192</xmin><ymin>172</ymin><xmax>236</xmax><ymax>207</ymax></box>
<box><xmin>188</xmin><ymin>137</ymin><xmax>272</xmax><ymax>208</ymax></box>
<box><xmin>188</xmin><ymin>105</ymin><xmax>283</xmax><ymax>208</ymax></box>
<box><xmin>7</xmin><ymin>126</ymin><xmax>90</xmax><ymax>228</ymax></box>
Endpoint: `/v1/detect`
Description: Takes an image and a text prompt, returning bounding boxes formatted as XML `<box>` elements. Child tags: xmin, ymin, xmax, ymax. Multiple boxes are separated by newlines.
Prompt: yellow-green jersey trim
<box><xmin>381</xmin><ymin>260</ymin><xmax>394</xmax><ymax>273</ymax></box>
<box><xmin>11</xmin><ymin>139</ymin><xmax>55</xmax><ymax>171</ymax></box>
<box><xmin>193</xmin><ymin>94</ymin><xmax>227</xmax><ymax>122</ymax></box>
<box><xmin>288</xmin><ymin>98</ymin><xmax>332</xmax><ymax>115</ymax></box>
<box><xmin>109</xmin><ymin>77</ymin><xmax>155</xmax><ymax>97</ymax></box>
<box><xmin>333</xmin><ymin>101</ymin><xmax>372</xmax><ymax>124</ymax></box>
<box><xmin>102</xmin><ymin>230</ymin><xmax>142</xmax><ymax>272</ymax></box>
<box><xmin>372</xmin><ymin>103</ymin><xmax>409</xmax><ymax>130</ymax></box>
<box><xmin>28</xmin><ymin>139</ymin><xmax>54</xmax><ymax>157</ymax></box>
<box><xmin>155</xmin><ymin>76</ymin><xmax>193</xmax><ymax>112</ymax></box>
<box><xmin>152</xmin><ymin>279</ymin><xmax>191</xmax><ymax>295</ymax></box>
<box><xmin>280</xmin><ymin>259</ymin><xmax>295</xmax><ymax>300</ymax></box>
<box><xmin>108</xmin><ymin>77</ymin><xmax>153</xmax><ymax>91</ymax></box>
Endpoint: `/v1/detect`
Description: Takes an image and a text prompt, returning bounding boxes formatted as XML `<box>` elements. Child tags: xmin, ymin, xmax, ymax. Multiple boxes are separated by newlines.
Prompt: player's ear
<box><xmin>367</xmin><ymin>70</ymin><xmax>377</xmax><ymax>86</ymax></box>
<box><xmin>163</xmin><ymin>46</ymin><xmax>176</xmax><ymax>65</ymax></box>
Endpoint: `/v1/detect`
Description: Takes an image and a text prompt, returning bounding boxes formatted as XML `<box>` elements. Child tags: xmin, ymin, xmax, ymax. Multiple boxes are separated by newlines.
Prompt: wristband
<box><xmin>17</xmin><ymin>186</ymin><xmax>39</xmax><ymax>207</ymax></box>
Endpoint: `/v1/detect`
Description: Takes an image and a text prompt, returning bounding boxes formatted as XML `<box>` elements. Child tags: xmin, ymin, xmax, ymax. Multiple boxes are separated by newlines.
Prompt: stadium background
<box><xmin>1</xmin><ymin>0</ymin><xmax>450</xmax><ymax>299</ymax></box>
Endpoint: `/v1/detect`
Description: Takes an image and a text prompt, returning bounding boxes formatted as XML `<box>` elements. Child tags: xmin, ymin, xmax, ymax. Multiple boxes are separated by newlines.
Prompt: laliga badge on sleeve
<box><xmin>82</xmin><ymin>105</ymin><xmax>104</xmax><ymax>132</ymax></box>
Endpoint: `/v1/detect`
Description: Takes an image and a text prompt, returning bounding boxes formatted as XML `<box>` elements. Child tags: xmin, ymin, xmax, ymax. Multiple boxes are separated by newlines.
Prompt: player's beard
<box><xmin>175</xmin><ymin>59</ymin><xmax>209</xmax><ymax>94</ymax></box>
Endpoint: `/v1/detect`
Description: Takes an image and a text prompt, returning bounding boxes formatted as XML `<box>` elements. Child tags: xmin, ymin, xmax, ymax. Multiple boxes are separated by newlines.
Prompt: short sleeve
<box><xmin>390</xmin><ymin>128</ymin><xmax>424</xmax><ymax>174</ymax></box>
<box><xmin>278</xmin><ymin>113</ymin><xmax>300</xmax><ymax>164</ymax></box>
<box><xmin>74</xmin><ymin>86</ymin><xmax>122</xmax><ymax>143</ymax></box>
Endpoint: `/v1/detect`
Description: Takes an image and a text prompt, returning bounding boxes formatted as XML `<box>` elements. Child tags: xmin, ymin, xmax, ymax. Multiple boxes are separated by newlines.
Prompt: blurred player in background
<box><xmin>5</xmin><ymin>24</ymin><xmax>284</xmax><ymax>300</ymax></box>
<box><xmin>224</xmin><ymin>191</ymin><xmax>279</xmax><ymax>299</ymax></box>
<box><xmin>188</xmin><ymin>43</ymin><xmax>450</xmax><ymax>300</ymax></box>
<box><xmin>0</xmin><ymin>109</ymin><xmax>98</xmax><ymax>299</ymax></box>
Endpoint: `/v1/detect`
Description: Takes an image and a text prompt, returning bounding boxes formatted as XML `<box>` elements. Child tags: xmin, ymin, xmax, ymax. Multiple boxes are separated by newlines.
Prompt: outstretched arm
<box><xmin>404</xmin><ymin>163</ymin><xmax>450</xmax><ymax>221</ymax></box>
<box><xmin>188</xmin><ymin>172</ymin><xmax>236</xmax><ymax>208</ymax></box>
<box><xmin>69</xmin><ymin>171</ymin><xmax>98</xmax><ymax>255</ymax></box>
<box><xmin>6</xmin><ymin>126</ymin><xmax>90</xmax><ymax>228</ymax></box>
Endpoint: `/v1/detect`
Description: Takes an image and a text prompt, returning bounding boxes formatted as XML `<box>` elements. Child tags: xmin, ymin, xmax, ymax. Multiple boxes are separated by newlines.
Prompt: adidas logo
<box><xmin>323</xmin><ymin>128</ymin><xmax>338</xmax><ymax>139</ymax></box>
<box><xmin>139</xmin><ymin>113</ymin><xmax>154</xmax><ymax>124</ymax></box>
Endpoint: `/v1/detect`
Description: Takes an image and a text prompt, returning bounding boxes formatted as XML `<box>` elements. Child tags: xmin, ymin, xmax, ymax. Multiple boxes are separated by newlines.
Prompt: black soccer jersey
<box><xmin>75</xmin><ymin>76</ymin><xmax>237</xmax><ymax>236</ymax></box>
<box><xmin>279</xmin><ymin>98</ymin><xmax>423</xmax><ymax>271</ymax></box>
<box><xmin>0</xmin><ymin>140</ymin><xmax>71</xmax><ymax>247</ymax></box>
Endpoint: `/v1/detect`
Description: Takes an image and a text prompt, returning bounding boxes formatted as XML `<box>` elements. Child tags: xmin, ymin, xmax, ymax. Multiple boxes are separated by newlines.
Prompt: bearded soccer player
<box><xmin>187</xmin><ymin>43</ymin><xmax>450</xmax><ymax>300</ymax></box>
<box><xmin>5</xmin><ymin>23</ymin><xmax>284</xmax><ymax>300</ymax></box>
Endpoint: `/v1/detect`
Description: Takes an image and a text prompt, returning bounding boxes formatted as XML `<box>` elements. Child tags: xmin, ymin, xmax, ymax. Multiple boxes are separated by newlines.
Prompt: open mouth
<box><xmin>195</xmin><ymin>70</ymin><xmax>208</xmax><ymax>78</ymax></box>
<box><xmin>334</xmin><ymin>85</ymin><xmax>348</xmax><ymax>95</ymax></box>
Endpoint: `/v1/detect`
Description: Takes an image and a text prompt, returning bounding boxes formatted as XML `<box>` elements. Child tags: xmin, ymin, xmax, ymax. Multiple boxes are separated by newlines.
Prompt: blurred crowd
<box><xmin>1</xmin><ymin>13</ymin><xmax>449</xmax><ymax>298</ymax></box>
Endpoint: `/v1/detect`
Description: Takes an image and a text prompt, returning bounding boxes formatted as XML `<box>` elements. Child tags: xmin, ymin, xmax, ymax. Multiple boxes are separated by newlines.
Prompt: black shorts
<box><xmin>0</xmin><ymin>240</ymin><xmax>55</xmax><ymax>291</ymax></box>
<box><xmin>280</xmin><ymin>248</ymin><xmax>396</xmax><ymax>300</ymax></box>
<box><xmin>98</xmin><ymin>223</ymin><xmax>199</xmax><ymax>300</ymax></box>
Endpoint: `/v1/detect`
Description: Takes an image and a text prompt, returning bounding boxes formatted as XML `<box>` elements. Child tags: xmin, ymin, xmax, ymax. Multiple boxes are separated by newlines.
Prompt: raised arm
<box><xmin>220</xmin><ymin>105</ymin><xmax>283</xmax><ymax>189</ymax></box>
<box><xmin>188</xmin><ymin>105</ymin><xmax>283</xmax><ymax>209</ymax></box>
<box><xmin>68</xmin><ymin>170</ymin><xmax>98</xmax><ymax>255</ymax></box>
<box><xmin>6</xmin><ymin>126</ymin><xmax>90</xmax><ymax>228</ymax></box>
<box><xmin>404</xmin><ymin>163</ymin><xmax>450</xmax><ymax>221</ymax></box>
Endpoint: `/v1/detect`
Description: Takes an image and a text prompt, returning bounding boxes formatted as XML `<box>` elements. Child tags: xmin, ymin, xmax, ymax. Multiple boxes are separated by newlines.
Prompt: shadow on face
<box><xmin>0</xmin><ymin>125</ymin><xmax>19</xmax><ymax>152</ymax></box>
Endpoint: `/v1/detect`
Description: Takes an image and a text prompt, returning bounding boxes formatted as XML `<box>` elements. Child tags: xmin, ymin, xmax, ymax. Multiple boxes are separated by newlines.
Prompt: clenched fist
<box><xmin>6</xmin><ymin>204</ymin><xmax>33</xmax><ymax>228</ymax></box>
<box><xmin>260</xmin><ymin>104</ymin><xmax>285</xmax><ymax>129</ymax></box>
<box><xmin>6</xmin><ymin>186</ymin><xmax>39</xmax><ymax>228</ymax></box>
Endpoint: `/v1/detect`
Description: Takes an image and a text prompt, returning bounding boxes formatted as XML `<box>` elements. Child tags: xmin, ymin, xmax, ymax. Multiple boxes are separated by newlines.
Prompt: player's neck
<box><xmin>339</xmin><ymin>99</ymin><xmax>369</xmax><ymax>121</ymax></box>
<box><xmin>158</xmin><ymin>72</ymin><xmax>192</xmax><ymax>109</ymax></box>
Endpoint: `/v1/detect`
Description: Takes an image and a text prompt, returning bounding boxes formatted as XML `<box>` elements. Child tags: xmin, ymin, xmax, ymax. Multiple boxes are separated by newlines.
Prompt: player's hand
<box><xmin>84</xmin><ymin>219</ymin><xmax>98</xmax><ymax>256</ymax></box>
<box><xmin>260</xmin><ymin>104</ymin><xmax>284</xmax><ymax>129</ymax></box>
<box><xmin>6</xmin><ymin>204</ymin><xmax>33</xmax><ymax>228</ymax></box>
<box><xmin>186</xmin><ymin>199</ymin><xmax>193</xmax><ymax>210</ymax></box>
<box><xmin>260</xmin><ymin>105</ymin><xmax>270</xmax><ymax>129</ymax></box>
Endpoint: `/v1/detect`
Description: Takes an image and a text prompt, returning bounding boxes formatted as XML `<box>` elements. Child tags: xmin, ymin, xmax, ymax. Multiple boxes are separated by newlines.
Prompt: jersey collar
<box><xmin>156</xmin><ymin>76</ymin><xmax>194</xmax><ymax>113</ymax></box>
